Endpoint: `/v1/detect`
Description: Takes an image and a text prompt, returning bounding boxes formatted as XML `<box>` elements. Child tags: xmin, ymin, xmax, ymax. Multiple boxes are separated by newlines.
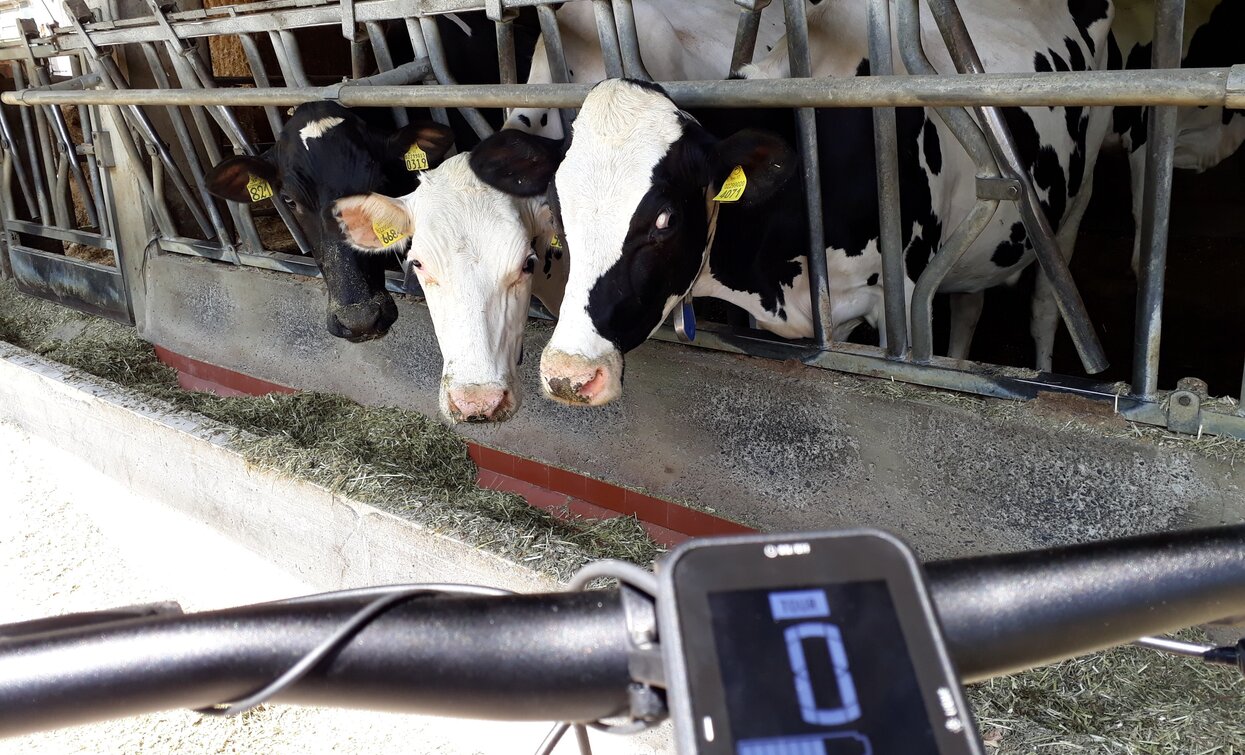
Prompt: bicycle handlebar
<box><xmin>2</xmin><ymin>525</ymin><xmax>1244</xmax><ymax>738</ymax></box>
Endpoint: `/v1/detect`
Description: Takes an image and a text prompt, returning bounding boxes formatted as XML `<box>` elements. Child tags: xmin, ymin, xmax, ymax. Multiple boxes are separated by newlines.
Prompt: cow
<box><xmin>206</xmin><ymin>102</ymin><xmax>454</xmax><ymax>342</ymax></box>
<box><xmin>205</xmin><ymin>12</ymin><xmax>540</xmax><ymax>342</ymax></box>
<box><xmin>332</xmin><ymin>0</ymin><xmax>793</xmax><ymax>422</ymax></box>
<box><xmin>520</xmin><ymin>0</ymin><xmax>1115</xmax><ymax>405</ymax></box>
<box><xmin>1108</xmin><ymin>0</ymin><xmax>1245</xmax><ymax>273</ymax></box>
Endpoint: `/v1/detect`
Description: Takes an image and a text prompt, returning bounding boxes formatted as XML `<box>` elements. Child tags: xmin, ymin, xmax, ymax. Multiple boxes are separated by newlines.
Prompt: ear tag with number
<box><xmin>549</xmin><ymin>233</ymin><xmax>563</xmax><ymax>251</ymax></box>
<box><xmin>372</xmin><ymin>221</ymin><xmax>407</xmax><ymax>246</ymax></box>
<box><xmin>712</xmin><ymin>165</ymin><xmax>747</xmax><ymax>203</ymax></box>
<box><xmin>404</xmin><ymin>144</ymin><xmax>430</xmax><ymax>172</ymax></box>
<box><xmin>246</xmin><ymin>174</ymin><xmax>274</xmax><ymax>203</ymax></box>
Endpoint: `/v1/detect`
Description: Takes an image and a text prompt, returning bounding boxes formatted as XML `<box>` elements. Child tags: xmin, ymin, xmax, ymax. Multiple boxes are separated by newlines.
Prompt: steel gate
<box><xmin>1</xmin><ymin>0</ymin><xmax>1243</xmax><ymax>438</ymax></box>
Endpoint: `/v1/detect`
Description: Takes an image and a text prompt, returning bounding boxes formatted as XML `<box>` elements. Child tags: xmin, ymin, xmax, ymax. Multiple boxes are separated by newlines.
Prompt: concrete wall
<box><xmin>136</xmin><ymin>253</ymin><xmax>1245</xmax><ymax>561</ymax></box>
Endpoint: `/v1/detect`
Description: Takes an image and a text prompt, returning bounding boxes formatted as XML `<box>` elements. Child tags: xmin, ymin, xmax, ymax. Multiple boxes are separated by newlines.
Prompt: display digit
<box><xmin>783</xmin><ymin>622</ymin><xmax>862</xmax><ymax>727</ymax></box>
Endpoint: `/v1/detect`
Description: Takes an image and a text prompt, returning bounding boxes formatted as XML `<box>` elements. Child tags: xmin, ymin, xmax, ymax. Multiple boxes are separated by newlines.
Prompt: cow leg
<box><xmin>1031</xmin><ymin>178</ymin><xmax>1095</xmax><ymax>372</ymax></box>
<box><xmin>947</xmin><ymin>291</ymin><xmax>984</xmax><ymax>361</ymax></box>
<box><xmin>1127</xmin><ymin>145</ymin><xmax>1146</xmax><ymax>277</ymax></box>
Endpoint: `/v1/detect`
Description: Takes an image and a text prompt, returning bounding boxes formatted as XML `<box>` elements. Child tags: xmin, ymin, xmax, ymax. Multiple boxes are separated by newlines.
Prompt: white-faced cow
<box><xmin>207</xmin><ymin>102</ymin><xmax>454</xmax><ymax>342</ymax></box>
<box><xmin>529</xmin><ymin>0</ymin><xmax>1114</xmax><ymax>405</ymax></box>
<box><xmin>333</xmin><ymin>0</ymin><xmax>793</xmax><ymax>422</ymax></box>
<box><xmin>1108</xmin><ymin>0</ymin><xmax>1245</xmax><ymax>272</ymax></box>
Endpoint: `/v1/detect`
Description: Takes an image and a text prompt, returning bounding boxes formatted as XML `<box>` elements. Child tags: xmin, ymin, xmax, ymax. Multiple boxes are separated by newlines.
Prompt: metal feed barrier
<box><xmin>1</xmin><ymin>0</ymin><xmax>1243</xmax><ymax>438</ymax></box>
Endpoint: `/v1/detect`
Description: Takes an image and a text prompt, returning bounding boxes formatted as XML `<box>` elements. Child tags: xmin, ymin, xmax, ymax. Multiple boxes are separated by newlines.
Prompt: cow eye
<box><xmin>410</xmin><ymin>259</ymin><xmax>423</xmax><ymax>270</ymax></box>
<box><xmin>655</xmin><ymin>208</ymin><xmax>676</xmax><ymax>231</ymax></box>
<box><xmin>521</xmin><ymin>253</ymin><xmax>537</xmax><ymax>275</ymax></box>
<box><xmin>280</xmin><ymin>194</ymin><xmax>298</xmax><ymax>210</ymax></box>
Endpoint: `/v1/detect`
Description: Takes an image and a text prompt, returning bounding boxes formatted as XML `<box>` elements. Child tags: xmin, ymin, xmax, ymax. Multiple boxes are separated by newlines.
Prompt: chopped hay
<box><xmin>969</xmin><ymin>628</ymin><xmax>1245</xmax><ymax>754</ymax></box>
<box><xmin>0</xmin><ymin>280</ymin><xmax>658</xmax><ymax>581</ymax></box>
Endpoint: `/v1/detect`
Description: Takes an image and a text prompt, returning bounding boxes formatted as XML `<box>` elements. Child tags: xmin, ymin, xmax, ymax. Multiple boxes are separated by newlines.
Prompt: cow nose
<box><xmin>539</xmin><ymin>348</ymin><xmax>622</xmax><ymax>406</ymax></box>
<box><xmin>327</xmin><ymin>299</ymin><xmax>394</xmax><ymax>341</ymax></box>
<box><xmin>446</xmin><ymin>385</ymin><xmax>511</xmax><ymax>423</ymax></box>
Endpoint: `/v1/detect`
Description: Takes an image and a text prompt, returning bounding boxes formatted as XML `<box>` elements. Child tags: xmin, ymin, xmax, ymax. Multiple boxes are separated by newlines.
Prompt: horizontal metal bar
<box><xmin>3</xmin><ymin>68</ymin><xmax>1235</xmax><ymax>109</ymax></box>
<box><xmin>5</xmin><ymin>220</ymin><xmax>116</xmax><ymax>250</ymax></box>
<box><xmin>14</xmin><ymin>0</ymin><xmax>549</xmax><ymax>51</ymax></box>
<box><xmin>158</xmin><ymin>238</ymin><xmax>407</xmax><ymax>294</ymax></box>
<box><xmin>647</xmin><ymin>322</ymin><xmax>1245</xmax><ymax>442</ymax></box>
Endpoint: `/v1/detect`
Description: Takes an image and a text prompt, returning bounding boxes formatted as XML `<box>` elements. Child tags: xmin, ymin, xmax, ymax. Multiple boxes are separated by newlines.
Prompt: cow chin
<box><xmin>539</xmin><ymin>347</ymin><xmax>624</xmax><ymax>407</ymax></box>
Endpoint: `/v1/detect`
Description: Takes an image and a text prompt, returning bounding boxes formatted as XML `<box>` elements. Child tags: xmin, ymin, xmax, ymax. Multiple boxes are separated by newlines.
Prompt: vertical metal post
<box><xmin>238</xmin><ymin>33</ymin><xmax>286</xmax><ymax>138</ymax></box>
<box><xmin>67</xmin><ymin>56</ymin><xmax>107</xmax><ymax>234</ymax></box>
<box><xmin>866</xmin><ymin>0</ymin><xmax>907</xmax><ymax>357</ymax></box>
<box><xmin>139</xmin><ymin>42</ymin><xmax>230</xmax><ymax>246</ymax></box>
<box><xmin>781</xmin><ymin>0</ymin><xmax>832</xmax><ymax>346</ymax></box>
<box><xmin>728</xmin><ymin>1</ymin><xmax>768</xmax><ymax>79</ymax></box>
<box><xmin>418</xmin><ymin>16</ymin><xmax>495</xmax><ymax>139</ymax></box>
<box><xmin>96</xmin><ymin>56</ymin><xmax>215</xmax><ymax>238</ymax></box>
<box><xmin>591</xmin><ymin>0</ymin><xmax>625</xmax><ymax>79</ymax></box>
<box><xmin>365</xmin><ymin>21</ymin><xmax>410</xmax><ymax>126</ymax></box>
<box><xmin>276</xmin><ymin>31</ymin><xmax>312</xmax><ymax>87</ymax></box>
<box><xmin>536</xmin><ymin>3</ymin><xmax>575</xmax><ymax>136</ymax></box>
<box><xmin>1132</xmin><ymin>0</ymin><xmax>1186</xmax><ymax>397</ymax></box>
<box><xmin>10</xmin><ymin>63</ymin><xmax>52</xmax><ymax>223</ymax></box>
<box><xmin>404</xmin><ymin>18</ymin><xmax>454</xmax><ymax>131</ymax></box>
<box><xmin>612</xmin><ymin>0</ymin><xmax>651</xmax><ymax>80</ymax></box>
<box><xmin>495</xmin><ymin>18</ymin><xmax>518</xmax><ymax>86</ymax></box>
<box><xmin>0</xmin><ymin>102</ymin><xmax>39</xmax><ymax>219</ymax></box>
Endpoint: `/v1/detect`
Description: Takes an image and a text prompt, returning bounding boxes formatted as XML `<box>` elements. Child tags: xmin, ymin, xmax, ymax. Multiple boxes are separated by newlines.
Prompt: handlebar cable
<box><xmin>194</xmin><ymin>583</ymin><xmax>514</xmax><ymax>718</ymax></box>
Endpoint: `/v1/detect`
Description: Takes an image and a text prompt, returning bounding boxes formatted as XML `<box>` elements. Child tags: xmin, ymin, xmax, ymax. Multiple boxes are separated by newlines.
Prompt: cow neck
<box><xmin>672</xmin><ymin>186</ymin><xmax>721</xmax><ymax>341</ymax></box>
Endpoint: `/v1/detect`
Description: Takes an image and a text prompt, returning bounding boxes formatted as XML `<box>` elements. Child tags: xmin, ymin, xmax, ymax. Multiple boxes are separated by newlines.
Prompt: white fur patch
<box><xmin>298</xmin><ymin>117</ymin><xmax>344</xmax><ymax>149</ymax></box>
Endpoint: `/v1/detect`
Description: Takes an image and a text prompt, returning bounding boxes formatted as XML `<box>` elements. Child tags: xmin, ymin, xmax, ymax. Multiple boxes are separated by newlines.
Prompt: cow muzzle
<box><xmin>326</xmin><ymin>294</ymin><xmax>398</xmax><ymax>342</ymax></box>
<box><xmin>539</xmin><ymin>347</ymin><xmax>624</xmax><ymax>407</ymax></box>
<box><xmin>445</xmin><ymin>383</ymin><xmax>517</xmax><ymax>423</ymax></box>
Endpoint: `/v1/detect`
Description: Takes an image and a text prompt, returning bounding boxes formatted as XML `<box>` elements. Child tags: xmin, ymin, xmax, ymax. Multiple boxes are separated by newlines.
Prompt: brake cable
<box><xmin>1133</xmin><ymin>634</ymin><xmax>1245</xmax><ymax>677</ymax></box>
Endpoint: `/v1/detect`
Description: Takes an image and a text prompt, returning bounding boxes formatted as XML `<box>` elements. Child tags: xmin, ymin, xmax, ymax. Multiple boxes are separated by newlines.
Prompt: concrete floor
<box><xmin>0</xmin><ymin>419</ymin><xmax>670</xmax><ymax>754</ymax></box>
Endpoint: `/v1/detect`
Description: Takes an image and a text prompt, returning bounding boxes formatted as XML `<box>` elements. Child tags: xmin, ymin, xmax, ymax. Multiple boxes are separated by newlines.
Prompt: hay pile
<box><xmin>0</xmin><ymin>280</ymin><xmax>657</xmax><ymax>580</ymax></box>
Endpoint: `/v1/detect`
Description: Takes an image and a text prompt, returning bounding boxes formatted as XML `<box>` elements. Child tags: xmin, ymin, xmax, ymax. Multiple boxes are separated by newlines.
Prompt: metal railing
<box><xmin>1</xmin><ymin>0</ymin><xmax>1243</xmax><ymax>441</ymax></box>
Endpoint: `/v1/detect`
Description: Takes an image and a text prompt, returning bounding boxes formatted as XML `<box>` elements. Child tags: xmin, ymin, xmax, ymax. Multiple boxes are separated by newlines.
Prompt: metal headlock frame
<box><xmin>2</xmin><ymin>0</ymin><xmax>1244</xmax><ymax>440</ymax></box>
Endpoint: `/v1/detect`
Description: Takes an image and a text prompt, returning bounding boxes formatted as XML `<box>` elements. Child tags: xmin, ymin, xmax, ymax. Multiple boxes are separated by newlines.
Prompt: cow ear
<box><xmin>387</xmin><ymin>120</ymin><xmax>455</xmax><ymax>168</ymax></box>
<box><xmin>468</xmin><ymin>129</ymin><xmax>563</xmax><ymax>197</ymax></box>
<box><xmin>332</xmin><ymin>193</ymin><xmax>412</xmax><ymax>252</ymax></box>
<box><xmin>713</xmin><ymin>129</ymin><xmax>797</xmax><ymax>208</ymax></box>
<box><xmin>206</xmin><ymin>154</ymin><xmax>281</xmax><ymax>203</ymax></box>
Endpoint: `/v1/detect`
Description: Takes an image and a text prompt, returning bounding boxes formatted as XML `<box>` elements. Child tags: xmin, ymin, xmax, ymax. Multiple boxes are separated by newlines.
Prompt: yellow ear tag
<box><xmin>246</xmin><ymin>174</ymin><xmax>274</xmax><ymax>203</ymax></box>
<box><xmin>712</xmin><ymin>165</ymin><xmax>747</xmax><ymax>203</ymax></box>
<box><xmin>372</xmin><ymin>221</ymin><xmax>407</xmax><ymax>247</ymax></box>
<box><xmin>549</xmin><ymin>233</ymin><xmax>563</xmax><ymax>251</ymax></box>
<box><xmin>403</xmin><ymin>144</ymin><xmax>430</xmax><ymax>172</ymax></box>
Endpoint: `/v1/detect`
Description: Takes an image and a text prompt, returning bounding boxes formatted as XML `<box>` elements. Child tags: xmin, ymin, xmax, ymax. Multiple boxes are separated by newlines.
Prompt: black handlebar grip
<box><xmin>928</xmin><ymin>524</ymin><xmax>1245</xmax><ymax>682</ymax></box>
<box><xmin>0</xmin><ymin>591</ymin><xmax>634</xmax><ymax>738</ymax></box>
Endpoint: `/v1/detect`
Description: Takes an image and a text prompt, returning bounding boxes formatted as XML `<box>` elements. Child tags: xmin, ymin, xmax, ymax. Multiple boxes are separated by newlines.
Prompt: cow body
<box><xmin>1108</xmin><ymin>0</ymin><xmax>1245</xmax><ymax>272</ymax></box>
<box><xmin>539</xmin><ymin>0</ymin><xmax>1115</xmax><ymax>404</ymax></box>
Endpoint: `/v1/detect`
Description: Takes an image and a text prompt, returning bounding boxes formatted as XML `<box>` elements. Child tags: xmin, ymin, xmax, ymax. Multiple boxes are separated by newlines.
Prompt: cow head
<box><xmin>206</xmin><ymin>102</ymin><xmax>454</xmax><ymax>342</ymax></box>
<box><xmin>533</xmin><ymin>79</ymin><xmax>794</xmax><ymax>406</ymax></box>
<box><xmin>331</xmin><ymin>129</ymin><xmax>563</xmax><ymax>423</ymax></box>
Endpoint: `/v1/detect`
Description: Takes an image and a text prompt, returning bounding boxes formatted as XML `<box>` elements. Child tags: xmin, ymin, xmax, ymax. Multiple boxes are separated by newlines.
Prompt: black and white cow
<box><xmin>1108</xmin><ymin>0</ymin><xmax>1245</xmax><ymax>272</ymax></box>
<box><xmin>207</xmin><ymin>102</ymin><xmax>454</xmax><ymax>342</ymax></box>
<box><xmin>331</xmin><ymin>0</ymin><xmax>793</xmax><ymax>422</ymax></box>
<box><xmin>526</xmin><ymin>0</ymin><xmax>1115</xmax><ymax>405</ymax></box>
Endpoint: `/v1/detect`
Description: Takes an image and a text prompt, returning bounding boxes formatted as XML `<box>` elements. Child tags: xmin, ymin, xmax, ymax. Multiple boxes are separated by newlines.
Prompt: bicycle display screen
<box><xmin>658</xmin><ymin>531</ymin><xmax>984</xmax><ymax>755</ymax></box>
